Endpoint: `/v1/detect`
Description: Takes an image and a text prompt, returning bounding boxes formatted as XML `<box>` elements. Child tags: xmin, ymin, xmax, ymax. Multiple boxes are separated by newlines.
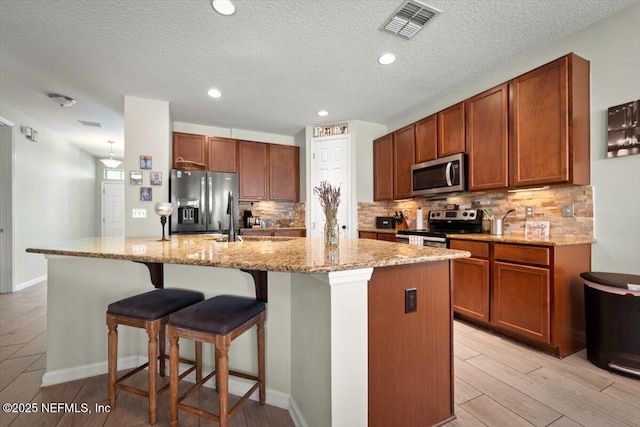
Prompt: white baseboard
<box><xmin>40</xmin><ymin>357</ymin><xmax>306</xmax><ymax>426</ymax></box>
<box><xmin>15</xmin><ymin>275</ymin><xmax>47</xmax><ymax>292</ymax></box>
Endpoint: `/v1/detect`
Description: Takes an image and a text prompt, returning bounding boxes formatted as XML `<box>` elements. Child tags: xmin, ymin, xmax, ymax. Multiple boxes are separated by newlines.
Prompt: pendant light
<box><xmin>100</xmin><ymin>141</ymin><xmax>122</xmax><ymax>168</ymax></box>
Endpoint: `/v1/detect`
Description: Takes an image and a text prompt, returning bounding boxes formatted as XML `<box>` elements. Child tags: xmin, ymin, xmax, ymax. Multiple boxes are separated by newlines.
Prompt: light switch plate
<box><xmin>132</xmin><ymin>208</ymin><xmax>147</xmax><ymax>218</ymax></box>
<box><xmin>562</xmin><ymin>204</ymin><xmax>574</xmax><ymax>217</ymax></box>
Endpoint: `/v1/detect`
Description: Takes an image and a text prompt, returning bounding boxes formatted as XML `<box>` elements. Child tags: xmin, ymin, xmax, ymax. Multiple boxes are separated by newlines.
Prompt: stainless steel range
<box><xmin>396</xmin><ymin>209</ymin><xmax>484</xmax><ymax>248</ymax></box>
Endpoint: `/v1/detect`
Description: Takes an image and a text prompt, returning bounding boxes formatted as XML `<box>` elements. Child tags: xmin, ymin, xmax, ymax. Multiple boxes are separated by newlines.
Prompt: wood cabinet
<box><xmin>466</xmin><ymin>84</ymin><xmax>509</xmax><ymax>190</ymax></box>
<box><xmin>438</xmin><ymin>102</ymin><xmax>465</xmax><ymax>157</ymax></box>
<box><xmin>269</xmin><ymin>144</ymin><xmax>299</xmax><ymax>202</ymax></box>
<box><xmin>369</xmin><ymin>261</ymin><xmax>453</xmax><ymax>426</ymax></box>
<box><xmin>238</xmin><ymin>140</ymin><xmax>269</xmax><ymax>201</ymax></box>
<box><xmin>450</xmin><ymin>239</ymin><xmax>591</xmax><ymax>357</ymax></box>
<box><xmin>373</xmin><ymin>134</ymin><xmax>394</xmax><ymax>201</ymax></box>
<box><xmin>241</xmin><ymin>228</ymin><xmax>305</xmax><ymax>237</ymax></box>
<box><xmin>359</xmin><ymin>231</ymin><xmax>396</xmax><ymax>242</ymax></box>
<box><xmin>393</xmin><ymin>124</ymin><xmax>415</xmax><ymax>199</ymax></box>
<box><xmin>415</xmin><ymin>114</ymin><xmax>437</xmax><ymax>163</ymax></box>
<box><xmin>206</xmin><ymin>137</ymin><xmax>237</xmax><ymax>173</ymax></box>
<box><xmin>173</xmin><ymin>132</ymin><xmax>206</xmax><ymax>168</ymax></box>
<box><xmin>450</xmin><ymin>240</ymin><xmax>490</xmax><ymax>323</ymax></box>
<box><xmin>510</xmin><ymin>53</ymin><xmax>590</xmax><ymax>187</ymax></box>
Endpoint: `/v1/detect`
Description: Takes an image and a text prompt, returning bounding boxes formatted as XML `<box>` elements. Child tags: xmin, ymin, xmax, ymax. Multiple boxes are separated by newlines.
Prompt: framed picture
<box><xmin>607</xmin><ymin>100</ymin><xmax>639</xmax><ymax>158</ymax></box>
<box><xmin>140</xmin><ymin>187</ymin><xmax>152</xmax><ymax>201</ymax></box>
<box><xmin>150</xmin><ymin>171</ymin><xmax>162</xmax><ymax>185</ymax></box>
<box><xmin>130</xmin><ymin>170</ymin><xmax>143</xmax><ymax>185</ymax></box>
<box><xmin>525</xmin><ymin>220</ymin><xmax>550</xmax><ymax>240</ymax></box>
<box><xmin>140</xmin><ymin>155</ymin><xmax>152</xmax><ymax>170</ymax></box>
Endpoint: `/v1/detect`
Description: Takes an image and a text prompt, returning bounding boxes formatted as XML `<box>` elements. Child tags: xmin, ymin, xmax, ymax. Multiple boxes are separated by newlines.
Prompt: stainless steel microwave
<box><xmin>411</xmin><ymin>153</ymin><xmax>466</xmax><ymax>197</ymax></box>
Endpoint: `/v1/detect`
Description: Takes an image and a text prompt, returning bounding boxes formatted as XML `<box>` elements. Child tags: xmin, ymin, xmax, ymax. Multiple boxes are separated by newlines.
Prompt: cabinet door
<box><xmin>373</xmin><ymin>134</ymin><xmax>394</xmax><ymax>201</ymax></box>
<box><xmin>415</xmin><ymin>114</ymin><xmax>437</xmax><ymax>163</ymax></box>
<box><xmin>238</xmin><ymin>141</ymin><xmax>268</xmax><ymax>201</ymax></box>
<box><xmin>510</xmin><ymin>56</ymin><xmax>569</xmax><ymax>186</ymax></box>
<box><xmin>452</xmin><ymin>258</ymin><xmax>490</xmax><ymax>323</ymax></box>
<box><xmin>173</xmin><ymin>132</ymin><xmax>206</xmax><ymax>168</ymax></box>
<box><xmin>393</xmin><ymin>124</ymin><xmax>415</xmax><ymax>199</ymax></box>
<box><xmin>466</xmin><ymin>84</ymin><xmax>509</xmax><ymax>190</ymax></box>
<box><xmin>438</xmin><ymin>102</ymin><xmax>465</xmax><ymax>157</ymax></box>
<box><xmin>269</xmin><ymin>145</ymin><xmax>299</xmax><ymax>201</ymax></box>
<box><xmin>493</xmin><ymin>262</ymin><xmax>551</xmax><ymax>344</ymax></box>
<box><xmin>207</xmin><ymin>137</ymin><xmax>237</xmax><ymax>173</ymax></box>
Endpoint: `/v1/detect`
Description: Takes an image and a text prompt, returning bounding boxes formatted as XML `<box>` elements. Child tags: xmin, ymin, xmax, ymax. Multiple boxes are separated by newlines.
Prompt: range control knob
<box><xmin>462</xmin><ymin>212</ymin><xmax>468</xmax><ymax>217</ymax></box>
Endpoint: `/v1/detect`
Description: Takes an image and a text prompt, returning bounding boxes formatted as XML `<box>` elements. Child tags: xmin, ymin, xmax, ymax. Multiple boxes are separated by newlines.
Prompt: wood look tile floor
<box><xmin>2</xmin><ymin>282</ymin><xmax>639</xmax><ymax>426</ymax></box>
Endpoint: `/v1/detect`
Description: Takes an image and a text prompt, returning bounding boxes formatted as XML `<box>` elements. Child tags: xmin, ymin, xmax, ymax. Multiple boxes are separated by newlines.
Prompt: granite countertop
<box><xmin>27</xmin><ymin>235</ymin><xmax>470</xmax><ymax>274</ymax></box>
<box><xmin>240</xmin><ymin>227</ymin><xmax>307</xmax><ymax>231</ymax></box>
<box><xmin>448</xmin><ymin>233</ymin><xmax>596</xmax><ymax>246</ymax></box>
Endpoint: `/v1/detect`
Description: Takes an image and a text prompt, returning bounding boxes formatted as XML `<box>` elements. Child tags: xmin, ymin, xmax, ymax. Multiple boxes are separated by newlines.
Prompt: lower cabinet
<box><xmin>450</xmin><ymin>239</ymin><xmax>591</xmax><ymax>357</ymax></box>
<box><xmin>359</xmin><ymin>231</ymin><xmax>396</xmax><ymax>241</ymax></box>
<box><xmin>240</xmin><ymin>228</ymin><xmax>306</xmax><ymax>237</ymax></box>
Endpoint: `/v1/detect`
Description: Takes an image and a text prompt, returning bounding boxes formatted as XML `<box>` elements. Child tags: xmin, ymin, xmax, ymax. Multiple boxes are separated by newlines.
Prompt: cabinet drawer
<box><xmin>377</xmin><ymin>233</ymin><xmax>397</xmax><ymax>242</ymax></box>
<box><xmin>359</xmin><ymin>231</ymin><xmax>378</xmax><ymax>240</ymax></box>
<box><xmin>450</xmin><ymin>240</ymin><xmax>489</xmax><ymax>258</ymax></box>
<box><xmin>494</xmin><ymin>244</ymin><xmax>550</xmax><ymax>266</ymax></box>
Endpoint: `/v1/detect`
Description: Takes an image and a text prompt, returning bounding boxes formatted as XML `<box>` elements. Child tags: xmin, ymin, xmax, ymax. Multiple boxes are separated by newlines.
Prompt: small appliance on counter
<box><xmin>394</xmin><ymin>211</ymin><xmax>408</xmax><ymax>230</ymax></box>
<box><xmin>243</xmin><ymin>210</ymin><xmax>254</xmax><ymax>228</ymax></box>
<box><xmin>375</xmin><ymin>216</ymin><xmax>396</xmax><ymax>229</ymax></box>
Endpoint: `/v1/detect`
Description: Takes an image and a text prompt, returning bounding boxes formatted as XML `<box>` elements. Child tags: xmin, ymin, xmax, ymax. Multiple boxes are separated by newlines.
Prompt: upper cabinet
<box><xmin>269</xmin><ymin>144</ymin><xmax>299</xmax><ymax>202</ymax></box>
<box><xmin>238</xmin><ymin>140</ymin><xmax>269</xmax><ymax>201</ymax></box>
<box><xmin>207</xmin><ymin>137</ymin><xmax>237</xmax><ymax>173</ymax></box>
<box><xmin>438</xmin><ymin>102</ymin><xmax>466</xmax><ymax>157</ymax></box>
<box><xmin>173</xmin><ymin>132</ymin><xmax>206</xmax><ymax>168</ymax></box>
<box><xmin>415</xmin><ymin>114</ymin><xmax>437</xmax><ymax>163</ymax></box>
<box><xmin>393</xmin><ymin>124</ymin><xmax>415</xmax><ymax>199</ymax></box>
<box><xmin>466</xmin><ymin>83</ymin><xmax>509</xmax><ymax>191</ymax></box>
<box><xmin>510</xmin><ymin>54</ymin><xmax>590</xmax><ymax>187</ymax></box>
<box><xmin>373</xmin><ymin>134</ymin><xmax>394</xmax><ymax>201</ymax></box>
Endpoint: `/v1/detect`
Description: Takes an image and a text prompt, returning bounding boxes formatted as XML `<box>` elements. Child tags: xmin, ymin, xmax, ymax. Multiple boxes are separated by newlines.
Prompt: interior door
<box><xmin>310</xmin><ymin>135</ymin><xmax>351</xmax><ymax>238</ymax></box>
<box><xmin>102</xmin><ymin>181</ymin><xmax>125</xmax><ymax>237</ymax></box>
<box><xmin>0</xmin><ymin>118</ymin><xmax>14</xmax><ymax>293</ymax></box>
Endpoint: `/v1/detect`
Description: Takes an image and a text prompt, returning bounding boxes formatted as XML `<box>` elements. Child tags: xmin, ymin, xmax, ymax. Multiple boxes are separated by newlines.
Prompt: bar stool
<box><xmin>106</xmin><ymin>288</ymin><xmax>205</xmax><ymax>424</ymax></box>
<box><xmin>167</xmin><ymin>295</ymin><xmax>266</xmax><ymax>427</ymax></box>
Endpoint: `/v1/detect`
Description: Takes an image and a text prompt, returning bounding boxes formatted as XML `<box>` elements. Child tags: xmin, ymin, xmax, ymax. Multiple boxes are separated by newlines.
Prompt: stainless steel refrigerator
<box><xmin>169</xmin><ymin>170</ymin><xmax>239</xmax><ymax>234</ymax></box>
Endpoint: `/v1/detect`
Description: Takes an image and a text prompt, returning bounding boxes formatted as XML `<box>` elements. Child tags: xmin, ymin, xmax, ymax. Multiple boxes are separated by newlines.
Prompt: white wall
<box><xmin>124</xmin><ymin>96</ymin><xmax>171</xmax><ymax>237</ymax></box>
<box><xmin>388</xmin><ymin>4</ymin><xmax>640</xmax><ymax>274</ymax></box>
<box><xmin>0</xmin><ymin>101</ymin><xmax>97</xmax><ymax>289</ymax></box>
<box><xmin>173</xmin><ymin>121</ymin><xmax>295</xmax><ymax>146</ymax></box>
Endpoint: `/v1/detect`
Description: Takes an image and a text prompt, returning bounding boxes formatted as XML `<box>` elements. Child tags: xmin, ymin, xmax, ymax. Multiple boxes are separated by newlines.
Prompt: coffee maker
<box><xmin>243</xmin><ymin>210</ymin><xmax>254</xmax><ymax>228</ymax></box>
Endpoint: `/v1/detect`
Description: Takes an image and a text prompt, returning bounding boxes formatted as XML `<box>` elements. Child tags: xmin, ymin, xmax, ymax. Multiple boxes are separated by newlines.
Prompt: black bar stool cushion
<box><xmin>169</xmin><ymin>295</ymin><xmax>266</xmax><ymax>335</ymax></box>
<box><xmin>107</xmin><ymin>289</ymin><xmax>205</xmax><ymax>320</ymax></box>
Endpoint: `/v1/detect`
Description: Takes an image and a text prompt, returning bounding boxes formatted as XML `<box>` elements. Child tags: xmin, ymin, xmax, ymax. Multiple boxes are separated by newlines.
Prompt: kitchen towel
<box><xmin>409</xmin><ymin>235</ymin><xmax>422</xmax><ymax>246</ymax></box>
<box><xmin>416</xmin><ymin>208</ymin><xmax>424</xmax><ymax>230</ymax></box>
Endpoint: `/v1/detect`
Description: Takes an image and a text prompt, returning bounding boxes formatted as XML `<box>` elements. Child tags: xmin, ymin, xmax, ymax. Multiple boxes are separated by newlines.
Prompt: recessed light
<box><xmin>317</xmin><ymin>110</ymin><xmax>329</xmax><ymax>117</ymax></box>
<box><xmin>211</xmin><ymin>0</ymin><xmax>235</xmax><ymax>16</ymax></box>
<box><xmin>207</xmin><ymin>88</ymin><xmax>222</xmax><ymax>98</ymax></box>
<box><xmin>378</xmin><ymin>53</ymin><xmax>396</xmax><ymax>65</ymax></box>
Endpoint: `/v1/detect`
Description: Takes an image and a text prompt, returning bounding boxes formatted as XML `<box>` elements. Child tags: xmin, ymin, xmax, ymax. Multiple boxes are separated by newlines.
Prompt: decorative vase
<box><xmin>324</xmin><ymin>212</ymin><xmax>339</xmax><ymax>248</ymax></box>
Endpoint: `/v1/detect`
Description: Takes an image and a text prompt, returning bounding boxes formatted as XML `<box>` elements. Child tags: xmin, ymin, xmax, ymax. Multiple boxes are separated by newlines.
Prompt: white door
<box><xmin>0</xmin><ymin>118</ymin><xmax>14</xmax><ymax>293</ymax></box>
<box><xmin>310</xmin><ymin>135</ymin><xmax>351</xmax><ymax>239</ymax></box>
<box><xmin>102</xmin><ymin>181</ymin><xmax>125</xmax><ymax>237</ymax></box>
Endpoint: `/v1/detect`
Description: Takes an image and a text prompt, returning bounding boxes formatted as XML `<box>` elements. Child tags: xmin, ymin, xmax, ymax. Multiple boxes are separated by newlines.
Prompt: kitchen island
<box><xmin>27</xmin><ymin>236</ymin><xmax>470</xmax><ymax>427</ymax></box>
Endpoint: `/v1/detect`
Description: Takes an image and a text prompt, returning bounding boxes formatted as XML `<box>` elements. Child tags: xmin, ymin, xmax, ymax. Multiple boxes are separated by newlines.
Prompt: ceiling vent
<box><xmin>381</xmin><ymin>0</ymin><xmax>440</xmax><ymax>39</ymax></box>
<box><xmin>79</xmin><ymin>120</ymin><xmax>103</xmax><ymax>128</ymax></box>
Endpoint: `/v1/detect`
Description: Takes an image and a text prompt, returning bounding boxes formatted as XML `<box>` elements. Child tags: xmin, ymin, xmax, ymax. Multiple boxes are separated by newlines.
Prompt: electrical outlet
<box><xmin>132</xmin><ymin>208</ymin><xmax>147</xmax><ymax>218</ymax></box>
<box><xmin>405</xmin><ymin>288</ymin><xmax>417</xmax><ymax>313</ymax></box>
<box><xmin>562</xmin><ymin>204</ymin><xmax>575</xmax><ymax>217</ymax></box>
<box><xmin>525</xmin><ymin>206</ymin><xmax>535</xmax><ymax>218</ymax></box>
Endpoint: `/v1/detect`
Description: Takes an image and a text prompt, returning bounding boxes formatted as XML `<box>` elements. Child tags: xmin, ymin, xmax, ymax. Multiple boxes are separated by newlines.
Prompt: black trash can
<box><xmin>581</xmin><ymin>272</ymin><xmax>640</xmax><ymax>378</ymax></box>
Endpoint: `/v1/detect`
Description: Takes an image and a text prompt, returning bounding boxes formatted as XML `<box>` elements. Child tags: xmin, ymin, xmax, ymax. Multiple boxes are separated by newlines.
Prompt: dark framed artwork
<box><xmin>607</xmin><ymin>100</ymin><xmax>639</xmax><ymax>158</ymax></box>
<box><xmin>140</xmin><ymin>187</ymin><xmax>152</xmax><ymax>201</ymax></box>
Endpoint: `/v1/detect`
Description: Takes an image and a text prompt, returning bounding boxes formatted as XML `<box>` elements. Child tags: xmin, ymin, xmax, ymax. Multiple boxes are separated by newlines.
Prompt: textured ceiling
<box><xmin>0</xmin><ymin>0</ymin><xmax>636</xmax><ymax>159</ymax></box>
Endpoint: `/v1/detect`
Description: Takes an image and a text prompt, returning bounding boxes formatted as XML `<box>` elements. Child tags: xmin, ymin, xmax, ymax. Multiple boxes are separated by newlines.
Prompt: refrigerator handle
<box><xmin>207</xmin><ymin>176</ymin><xmax>213</xmax><ymax>225</ymax></box>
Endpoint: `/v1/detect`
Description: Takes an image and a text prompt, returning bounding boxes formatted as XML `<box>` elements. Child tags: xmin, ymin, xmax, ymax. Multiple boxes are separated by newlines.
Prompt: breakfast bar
<box><xmin>27</xmin><ymin>235</ymin><xmax>470</xmax><ymax>426</ymax></box>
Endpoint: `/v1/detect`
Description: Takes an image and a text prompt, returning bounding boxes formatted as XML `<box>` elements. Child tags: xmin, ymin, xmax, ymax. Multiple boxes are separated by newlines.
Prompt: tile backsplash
<box><xmin>239</xmin><ymin>201</ymin><xmax>306</xmax><ymax>228</ymax></box>
<box><xmin>359</xmin><ymin>185</ymin><xmax>594</xmax><ymax>238</ymax></box>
